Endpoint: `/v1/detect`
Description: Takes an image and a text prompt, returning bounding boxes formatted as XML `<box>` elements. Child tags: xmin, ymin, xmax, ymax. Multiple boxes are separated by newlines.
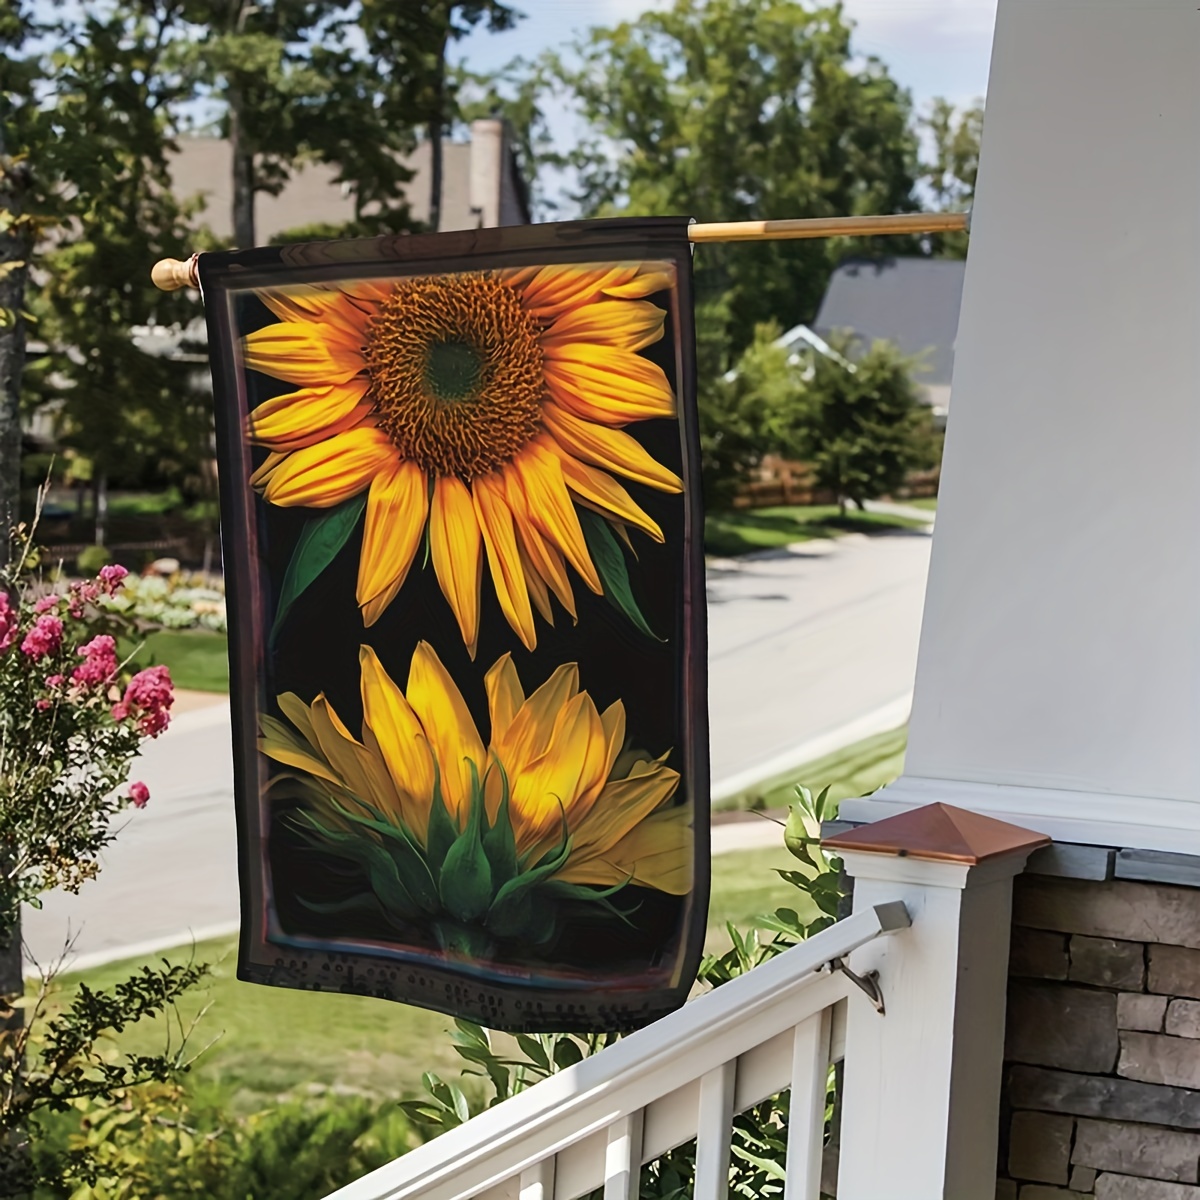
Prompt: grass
<box><xmin>716</xmin><ymin>723</ymin><xmax>909</xmax><ymax>813</ymax></box>
<box><xmin>127</xmin><ymin>629</ymin><xmax>230</xmax><ymax>693</ymax></box>
<box><xmin>48</xmin><ymin>846</ymin><xmax>810</xmax><ymax>1113</ymax></box>
<box><xmin>905</xmin><ymin>496</ymin><xmax>938</xmax><ymax>511</ymax></box>
<box><xmin>704</xmin><ymin>504</ymin><xmax>927</xmax><ymax>558</ymax></box>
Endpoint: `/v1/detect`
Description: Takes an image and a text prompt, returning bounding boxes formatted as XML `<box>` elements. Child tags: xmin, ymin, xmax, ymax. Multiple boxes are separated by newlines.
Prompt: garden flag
<box><xmin>201</xmin><ymin>217</ymin><xmax>708</xmax><ymax>1031</ymax></box>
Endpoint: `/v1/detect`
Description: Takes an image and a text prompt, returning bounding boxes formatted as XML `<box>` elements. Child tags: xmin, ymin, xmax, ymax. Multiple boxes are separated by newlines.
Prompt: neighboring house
<box><xmin>168</xmin><ymin>117</ymin><xmax>531</xmax><ymax>243</ymax></box>
<box><xmin>813</xmin><ymin>256</ymin><xmax>966</xmax><ymax>424</ymax></box>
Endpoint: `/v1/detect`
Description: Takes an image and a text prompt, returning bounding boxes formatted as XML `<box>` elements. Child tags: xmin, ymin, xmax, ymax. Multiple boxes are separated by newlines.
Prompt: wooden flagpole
<box><xmin>150</xmin><ymin>212</ymin><xmax>970</xmax><ymax>290</ymax></box>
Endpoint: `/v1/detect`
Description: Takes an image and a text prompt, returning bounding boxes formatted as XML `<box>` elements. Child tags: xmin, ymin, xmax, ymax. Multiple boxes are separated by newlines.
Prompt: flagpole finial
<box><xmin>151</xmin><ymin>255</ymin><xmax>199</xmax><ymax>292</ymax></box>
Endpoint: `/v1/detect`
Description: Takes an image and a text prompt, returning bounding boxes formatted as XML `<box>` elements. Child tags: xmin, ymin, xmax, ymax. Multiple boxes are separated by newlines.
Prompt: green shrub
<box><xmin>74</xmin><ymin>544</ymin><xmax>111</xmax><ymax>574</ymax></box>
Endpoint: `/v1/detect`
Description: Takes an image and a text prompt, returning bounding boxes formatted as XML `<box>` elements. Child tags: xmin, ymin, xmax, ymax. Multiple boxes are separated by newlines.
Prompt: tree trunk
<box><xmin>229</xmin><ymin>87</ymin><xmax>255</xmax><ymax>249</ymax></box>
<box><xmin>93</xmin><ymin>472</ymin><xmax>108</xmax><ymax>547</ymax></box>
<box><xmin>0</xmin><ymin>158</ymin><xmax>30</xmax><ymax>553</ymax></box>
<box><xmin>0</xmin><ymin>136</ymin><xmax>30</xmax><ymax>1197</ymax></box>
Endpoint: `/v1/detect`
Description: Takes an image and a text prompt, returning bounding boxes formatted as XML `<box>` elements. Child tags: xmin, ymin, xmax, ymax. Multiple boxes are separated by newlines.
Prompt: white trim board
<box><xmin>840</xmin><ymin>774</ymin><xmax>1200</xmax><ymax>857</ymax></box>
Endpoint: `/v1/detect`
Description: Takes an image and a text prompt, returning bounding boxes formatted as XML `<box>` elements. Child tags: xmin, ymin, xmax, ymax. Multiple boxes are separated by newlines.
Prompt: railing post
<box><xmin>825</xmin><ymin>803</ymin><xmax>1047</xmax><ymax>1200</ymax></box>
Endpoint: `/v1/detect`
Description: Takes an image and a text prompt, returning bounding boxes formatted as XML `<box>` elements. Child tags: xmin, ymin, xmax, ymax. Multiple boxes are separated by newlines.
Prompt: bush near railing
<box><xmin>399</xmin><ymin>786</ymin><xmax>846</xmax><ymax>1200</ymax></box>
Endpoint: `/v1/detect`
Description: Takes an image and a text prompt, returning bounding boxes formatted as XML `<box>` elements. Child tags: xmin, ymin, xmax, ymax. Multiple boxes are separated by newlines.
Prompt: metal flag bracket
<box><xmin>824</xmin><ymin>956</ymin><xmax>886</xmax><ymax>1015</ymax></box>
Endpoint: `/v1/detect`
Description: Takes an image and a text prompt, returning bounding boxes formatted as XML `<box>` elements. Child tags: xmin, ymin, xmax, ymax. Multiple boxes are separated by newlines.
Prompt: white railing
<box><xmin>325</xmin><ymin>902</ymin><xmax>910</xmax><ymax>1200</ymax></box>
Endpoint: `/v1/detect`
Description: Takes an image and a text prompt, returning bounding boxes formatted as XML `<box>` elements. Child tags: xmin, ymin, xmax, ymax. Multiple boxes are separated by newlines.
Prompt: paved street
<box><xmin>23</xmin><ymin>529</ymin><xmax>932</xmax><ymax>971</ymax></box>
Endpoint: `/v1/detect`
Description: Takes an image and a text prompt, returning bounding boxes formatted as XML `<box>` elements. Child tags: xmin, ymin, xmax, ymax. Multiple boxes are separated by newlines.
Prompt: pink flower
<box><xmin>98</xmin><ymin>564</ymin><xmax>128</xmax><ymax>594</ymax></box>
<box><xmin>0</xmin><ymin>593</ymin><xmax>16</xmax><ymax>653</ymax></box>
<box><xmin>128</xmin><ymin>780</ymin><xmax>150</xmax><ymax>808</ymax></box>
<box><xmin>72</xmin><ymin>634</ymin><xmax>118</xmax><ymax>686</ymax></box>
<box><xmin>35</xmin><ymin>698</ymin><xmax>51</xmax><ymax>711</ymax></box>
<box><xmin>21</xmin><ymin>615</ymin><xmax>63</xmax><ymax>661</ymax></box>
<box><xmin>44</xmin><ymin>674</ymin><xmax>65</xmax><ymax>688</ymax></box>
<box><xmin>34</xmin><ymin>595</ymin><xmax>60</xmax><ymax>614</ymax></box>
<box><xmin>114</xmin><ymin>665</ymin><xmax>174</xmax><ymax>738</ymax></box>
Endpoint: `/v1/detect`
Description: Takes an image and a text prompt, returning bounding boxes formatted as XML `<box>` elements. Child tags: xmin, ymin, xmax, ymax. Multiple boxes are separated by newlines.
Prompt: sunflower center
<box><xmin>363</xmin><ymin>273</ymin><xmax>546</xmax><ymax>480</ymax></box>
<box><xmin>426</xmin><ymin>340</ymin><xmax>484</xmax><ymax>403</ymax></box>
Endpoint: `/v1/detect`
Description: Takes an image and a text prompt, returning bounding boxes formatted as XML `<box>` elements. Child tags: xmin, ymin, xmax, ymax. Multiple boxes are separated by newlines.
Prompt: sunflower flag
<box><xmin>201</xmin><ymin>217</ymin><xmax>708</xmax><ymax>1031</ymax></box>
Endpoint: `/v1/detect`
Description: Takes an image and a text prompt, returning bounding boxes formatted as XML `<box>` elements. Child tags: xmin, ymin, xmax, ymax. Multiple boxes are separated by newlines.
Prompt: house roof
<box><xmin>813</xmin><ymin>257</ymin><xmax>966</xmax><ymax>386</ymax></box>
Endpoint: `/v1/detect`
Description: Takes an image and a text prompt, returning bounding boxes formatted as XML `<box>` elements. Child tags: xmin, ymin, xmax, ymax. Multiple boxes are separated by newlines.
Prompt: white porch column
<box><xmin>827</xmin><ymin>804</ymin><xmax>1047</xmax><ymax>1200</ymax></box>
<box><xmin>840</xmin><ymin>0</ymin><xmax>1200</xmax><ymax>853</ymax></box>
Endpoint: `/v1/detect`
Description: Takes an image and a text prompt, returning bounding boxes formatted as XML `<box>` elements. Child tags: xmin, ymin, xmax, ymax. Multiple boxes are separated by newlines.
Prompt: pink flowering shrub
<box><xmin>0</xmin><ymin>527</ymin><xmax>174</xmax><ymax>935</ymax></box>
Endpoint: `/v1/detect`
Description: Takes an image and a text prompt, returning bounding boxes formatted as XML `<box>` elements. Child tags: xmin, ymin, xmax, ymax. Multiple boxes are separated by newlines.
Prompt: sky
<box><xmin>457</xmin><ymin>0</ymin><xmax>999</xmax><ymax>113</ymax></box>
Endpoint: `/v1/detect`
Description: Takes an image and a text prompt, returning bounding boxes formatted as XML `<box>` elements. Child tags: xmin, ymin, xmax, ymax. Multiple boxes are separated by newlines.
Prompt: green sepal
<box><xmin>481</xmin><ymin>759</ymin><xmax>518</xmax><ymax>887</ymax></box>
<box><xmin>578</xmin><ymin>508</ymin><xmax>662</xmax><ymax>641</ymax></box>
<box><xmin>291</xmin><ymin>814</ymin><xmax>420</xmax><ymax>920</ymax></box>
<box><xmin>486</xmin><ymin>827</ymin><xmax>572</xmax><ymax>936</ymax></box>
<box><xmin>324</xmin><ymin>799</ymin><xmax>440</xmax><ymax>914</ymax></box>
<box><xmin>438</xmin><ymin>764</ymin><xmax>493</xmax><ymax>923</ymax></box>
<box><xmin>270</xmin><ymin>494</ymin><xmax>367</xmax><ymax>644</ymax></box>
<box><xmin>425</xmin><ymin>756</ymin><xmax>459</xmax><ymax>876</ymax></box>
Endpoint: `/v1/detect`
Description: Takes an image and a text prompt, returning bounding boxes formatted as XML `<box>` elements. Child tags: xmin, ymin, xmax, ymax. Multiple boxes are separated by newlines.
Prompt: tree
<box><xmin>353</xmin><ymin>2</ymin><xmax>520</xmax><ymax>234</ymax></box>
<box><xmin>801</xmin><ymin>336</ymin><xmax>937</xmax><ymax>514</ymax></box>
<box><xmin>920</xmin><ymin>96</ymin><xmax>983</xmax><ymax>258</ymax></box>
<box><xmin>550</xmin><ymin>0</ymin><xmax>921</xmax><ymax>358</ymax></box>
<box><xmin>699</xmin><ymin>322</ymin><xmax>806</xmax><ymax>509</ymax></box>
<box><xmin>23</xmin><ymin>1</ymin><xmax>212</xmax><ymax>544</ymax></box>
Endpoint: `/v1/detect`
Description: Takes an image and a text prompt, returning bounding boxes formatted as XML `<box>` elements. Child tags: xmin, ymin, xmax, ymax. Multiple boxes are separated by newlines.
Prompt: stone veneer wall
<box><xmin>999</xmin><ymin>850</ymin><xmax>1200</xmax><ymax>1200</ymax></box>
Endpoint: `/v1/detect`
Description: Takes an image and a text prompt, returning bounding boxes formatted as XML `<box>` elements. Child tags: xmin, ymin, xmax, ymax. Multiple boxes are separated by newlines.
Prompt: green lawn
<box><xmin>704</xmin><ymin>504</ymin><xmax>927</xmax><ymax>558</ymax></box>
<box><xmin>50</xmin><ymin>846</ymin><xmax>809</xmax><ymax>1113</ymax></box>
<box><xmin>127</xmin><ymin>629</ymin><xmax>230</xmax><ymax>692</ymax></box>
<box><xmin>905</xmin><ymin>496</ymin><xmax>938</xmax><ymax>511</ymax></box>
<box><xmin>716</xmin><ymin>723</ymin><xmax>908</xmax><ymax>813</ymax></box>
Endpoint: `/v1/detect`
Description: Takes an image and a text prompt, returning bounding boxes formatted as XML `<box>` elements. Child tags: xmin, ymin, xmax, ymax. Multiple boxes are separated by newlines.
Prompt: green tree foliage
<box><xmin>19</xmin><ymin>1</ymin><xmax>212</xmax><ymax>541</ymax></box>
<box><xmin>801</xmin><ymin>336</ymin><xmax>938</xmax><ymax>514</ymax></box>
<box><xmin>699</xmin><ymin>322</ymin><xmax>805</xmax><ymax>509</ymax></box>
<box><xmin>551</xmin><ymin>0</ymin><xmax>920</xmax><ymax>356</ymax></box>
<box><xmin>920</xmin><ymin>96</ymin><xmax>983</xmax><ymax>258</ymax></box>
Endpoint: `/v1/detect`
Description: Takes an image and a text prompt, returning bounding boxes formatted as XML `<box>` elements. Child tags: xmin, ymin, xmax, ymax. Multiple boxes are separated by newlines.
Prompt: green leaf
<box><xmin>438</xmin><ymin>772</ymin><xmax>493</xmax><ymax>923</ymax></box>
<box><xmin>481</xmin><ymin>760</ymin><xmax>518</xmax><ymax>886</ymax></box>
<box><xmin>270</xmin><ymin>494</ymin><xmax>366</xmax><ymax>643</ymax></box>
<box><xmin>578</xmin><ymin>508</ymin><xmax>662</xmax><ymax>641</ymax></box>
<box><xmin>515</xmin><ymin>1034</ymin><xmax>551</xmax><ymax>1073</ymax></box>
<box><xmin>425</xmin><ymin>757</ymin><xmax>460</xmax><ymax>876</ymax></box>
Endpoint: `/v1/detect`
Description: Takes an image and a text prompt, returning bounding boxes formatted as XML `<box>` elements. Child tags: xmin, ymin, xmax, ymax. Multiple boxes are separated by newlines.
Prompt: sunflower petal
<box><xmin>247</xmin><ymin>379</ymin><xmax>371</xmax><ymax>450</ymax></box>
<box><xmin>493</xmin><ymin>662</ymin><xmax>580</xmax><ymax>781</ymax></box>
<box><xmin>243</xmin><ymin>321</ymin><xmax>365</xmax><ymax>387</ymax></box>
<box><xmin>256</xmin><ymin>287</ymin><xmax>374</xmax><ymax>344</ymax></box>
<box><xmin>570</xmin><ymin>761</ymin><xmax>681</xmax><ymax>858</ymax></box>
<box><xmin>509</xmin><ymin>692</ymin><xmax>609</xmax><ymax>854</ymax></box>
<box><xmin>520</xmin><ymin>544</ymin><xmax>555</xmax><ymax>625</ymax></box>
<box><xmin>559</xmin><ymin>454</ymin><xmax>664</xmax><ymax>543</ymax></box>
<box><xmin>503</xmin><ymin>470</ymin><xmax>577</xmax><ymax>618</ymax></box>
<box><xmin>483</xmin><ymin>653</ymin><xmax>525</xmax><ymax>744</ymax></box>
<box><xmin>544</xmin><ymin>346</ymin><xmax>676</xmax><ymax>425</ymax></box>
<box><xmin>542</xmin><ymin>404</ymin><xmax>682</xmax><ymax>493</ymax></box>
<box><xmin>511</xmin><ymin>442</ymin><xmax>602</xmax><ymax>595</ymax></box>
<box><xmin>430</xmin><ymin>476</ymin><xmax>483</xmax><ymax>657</ymax></box>
<box><xmin>405</xmin><ymin>641</ymin><xmax>486</xmax><ymax>824</ymax></box>
<box><xmin>249</xmin><ymin>451</ymin><xmax>287</xmax><ymax>489</ymax></box>
<box><xmin>359</xmin><ymin>645</ymin><xmax>436</xmax><ymax>840</ymax></box>
<box><xmin>473</xmin><ymin>474</ymin><xmax>536</xmax><ymax>651</ymax></box>
<box><xmin>357</xmin><ymin>460</ymin><xmax>428</xmax><ymax>625</ymax></box>
<box><xmin>261</xmin><ymin>427</ymin><xmax>395</xmax><ymax>509</ymax></box>
<box><xmin>557</xmin><ymin>806</ymin><xmax>692</xmax><ymax>894</ymax></box>
<box><xmin>541</xmin><ymin>299</ymin><xmax>665</xmax><ymax>353</ymax></box>
<box><xmin>601</xmin><ymin>266</ymin><xmax>676</xmax><ymax>299</ymax></box>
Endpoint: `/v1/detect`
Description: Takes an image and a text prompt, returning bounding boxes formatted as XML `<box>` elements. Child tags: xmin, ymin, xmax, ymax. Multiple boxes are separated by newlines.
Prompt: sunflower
<box><xmin>244</xmin><ymin>264</ymin><xmax>683</xmax><ymax>654</ymax></box>
<box><xmin>260</xmin><ymin>641</ymin><xmax>691</xmax><ymax>953</ymax></box>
